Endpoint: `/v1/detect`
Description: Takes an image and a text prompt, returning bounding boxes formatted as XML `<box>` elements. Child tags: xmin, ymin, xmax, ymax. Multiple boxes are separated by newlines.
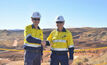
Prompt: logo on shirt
<box><xmin>62</xmin><ymin>35</ymin><xmax>66</xmax><ymax>38</ymax></box>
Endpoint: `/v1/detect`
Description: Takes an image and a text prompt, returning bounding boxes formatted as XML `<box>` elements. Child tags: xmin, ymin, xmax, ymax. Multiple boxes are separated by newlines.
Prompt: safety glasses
<box><xmin>56</xmin><ymin>21</ymin><xmax>64</xmax><ymax>23</ymax></box>
<box><xmin>32</xmin><ymin>18</ymin><xmax>40</xmax><ymax>21</ymax></box>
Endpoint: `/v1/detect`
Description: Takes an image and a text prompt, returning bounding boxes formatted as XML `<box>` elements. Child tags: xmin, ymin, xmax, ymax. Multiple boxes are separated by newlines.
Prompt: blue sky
<box><xmin>0</xmin><ymin>0</ymin><xmax>107</xmax><ymax>29</ymax></box>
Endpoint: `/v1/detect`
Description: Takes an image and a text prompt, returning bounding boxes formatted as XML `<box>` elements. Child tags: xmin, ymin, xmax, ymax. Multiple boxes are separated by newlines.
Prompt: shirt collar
<box><xmin>57</xmin><ymin>27</ymin><xmax>66</xmax><ymax>32</ymax></box>
<box><xmin>32</xmin><ymin>24</ymin><xmax>40</xmax><ymax>30</ymax></box>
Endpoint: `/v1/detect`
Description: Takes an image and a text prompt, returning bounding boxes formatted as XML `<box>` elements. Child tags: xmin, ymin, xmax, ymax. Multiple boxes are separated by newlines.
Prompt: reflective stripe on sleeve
<box><xmin>69</xmin><ymin>45</ymin><xmax>74</xmax><ymax>48</ymax></box>
<box><xmin>26</xmin><ymin>34</ymin><xmax>40</xmax><ymax>40</ymax></box>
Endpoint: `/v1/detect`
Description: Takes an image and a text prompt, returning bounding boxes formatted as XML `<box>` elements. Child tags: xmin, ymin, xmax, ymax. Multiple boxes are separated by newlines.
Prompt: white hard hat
<box><xmin>31</xmin><ymin>12</ymin><xmax>41</xmax><ymax>18</ymax></box>
<box><xmin>55</xmin><ymin>16</ymin><xmax>65</xmax><ymax>22</ymax></box>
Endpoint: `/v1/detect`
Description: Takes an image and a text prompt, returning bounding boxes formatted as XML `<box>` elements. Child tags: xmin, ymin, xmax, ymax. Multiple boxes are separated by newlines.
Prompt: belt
<box><xmin>52</xmin><ymin>51</ymin><xmax>67</xmax><ymax>55</ymax></box>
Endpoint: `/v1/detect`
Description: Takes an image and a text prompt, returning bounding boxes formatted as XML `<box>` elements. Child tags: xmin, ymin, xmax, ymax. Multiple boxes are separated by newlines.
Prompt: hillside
<box><xmin>0</xmin><ymin>27</ymin><xmax>107</xmax><ymax>49</ymax></box>
<box><xmin>0</xmin><ymin>27</ymin><xmax>107</xmax><ymax>65</ymax></box>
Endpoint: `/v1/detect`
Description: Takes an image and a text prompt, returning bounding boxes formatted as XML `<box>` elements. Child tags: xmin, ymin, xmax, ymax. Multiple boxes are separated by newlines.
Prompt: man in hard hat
<box><xmin>23</xmin><ymin>12</ymin><xmax>45</xmax><ymax>65</ymax></box>
<box><xmin>46</xmin><ymin>16</ymin><xmax>74</xmax><ymax>65</ymax></box>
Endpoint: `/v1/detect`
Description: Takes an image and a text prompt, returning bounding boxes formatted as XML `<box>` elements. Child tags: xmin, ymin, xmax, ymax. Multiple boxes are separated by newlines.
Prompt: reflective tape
<box><xmin>0</xmin><ymin>46</ymin><xmax>107</xmax><ymax>53</ymax></box>
<box><xmin>51</xmin><ymin>48</ymin><xmax>68</xmax><ymax>51</ymax></box>
<box><xmin>53</xmin><ymin>40</ymin><xmax>66</xmax><ymax>43</ymax></box>
<box><xmin>26</xmin><ymin>34</ymin><xmax>40</xmax><ymax>40</ymax></box>
<box><xmin>69</xmin><ymin>45</ymin><xmax>74</xmax><ymax>48</ymax></box>
<box><xmin>26</xmin><ymin>34</ymin><xmax>31</xmax><ymax>39</ymax></box>
<box><xmin>24</xmin><ymin>43</ymin><xmax>41</xmax><ymax>47</ymax></box>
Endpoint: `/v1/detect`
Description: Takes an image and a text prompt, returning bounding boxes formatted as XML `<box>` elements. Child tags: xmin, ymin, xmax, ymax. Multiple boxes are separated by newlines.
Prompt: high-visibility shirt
<box><xmin>24</xmin><ymin>24</ymin><xmax>43</xmax><ymax>48</ymax></box>
<box><xmin>47</xmin><ymin>28</ymin><xmax>74</xmax><ymax>51</ymax></box>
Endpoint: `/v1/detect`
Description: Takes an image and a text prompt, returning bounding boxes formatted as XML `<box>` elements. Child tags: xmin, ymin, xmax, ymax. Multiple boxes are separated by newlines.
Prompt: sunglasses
<box><xmin>32</xmin><ymin>18</ymin><xmax>40</xmax><ymax>21</ymax></box>
<box><xmin>56</xmin><ymin>21</ymin><xmax>64</xmax><ymax>23</ymax></box>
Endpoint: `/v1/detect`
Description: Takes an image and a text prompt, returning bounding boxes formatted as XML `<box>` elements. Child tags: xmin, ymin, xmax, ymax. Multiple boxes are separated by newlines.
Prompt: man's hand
<box><xmin>41</xmin><ymin>41</ymin><xmax>46</xmax><ymax>47</ymax></box>
<box><xmin>69</xmin><ymin>59</ymin><xmax>73</xmax><ymax>65</ymax></box>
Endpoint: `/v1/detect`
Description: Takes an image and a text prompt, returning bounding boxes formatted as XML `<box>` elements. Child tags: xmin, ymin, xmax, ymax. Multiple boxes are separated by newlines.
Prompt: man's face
<box><xmin>31</xmin><ymin>18</ymin><xmax>40</xmax><ymax>26</ymax></box>
<box><xmin>56</xmin><ymin>21</ymin><xmax>64</xmax><ymax>28</ymax></box>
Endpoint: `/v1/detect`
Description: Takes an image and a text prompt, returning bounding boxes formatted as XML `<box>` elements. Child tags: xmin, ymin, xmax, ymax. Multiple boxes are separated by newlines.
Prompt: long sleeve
<box><xmin>67</xmin><ymin>31</ymin><xmax>74</xmax><ymax>60</ymax></box>
<box><xmin>26</xmin><ymin>34</ymin><xmax>41</xmax><ymax>44</ymax></box>
<box><xmin>46</xmin><ymin>31</ymin><xmax>53</xmax><ymax>46</ymax></box>
<box><xmin>68</xmin><ymin>47</ymin><xmax>74</xmax><ymax>60</ymax></box>
<box><xmin>24</xmin><ymin>26</ymin><xmax>41</xmax><ymax>44</ymax></box>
